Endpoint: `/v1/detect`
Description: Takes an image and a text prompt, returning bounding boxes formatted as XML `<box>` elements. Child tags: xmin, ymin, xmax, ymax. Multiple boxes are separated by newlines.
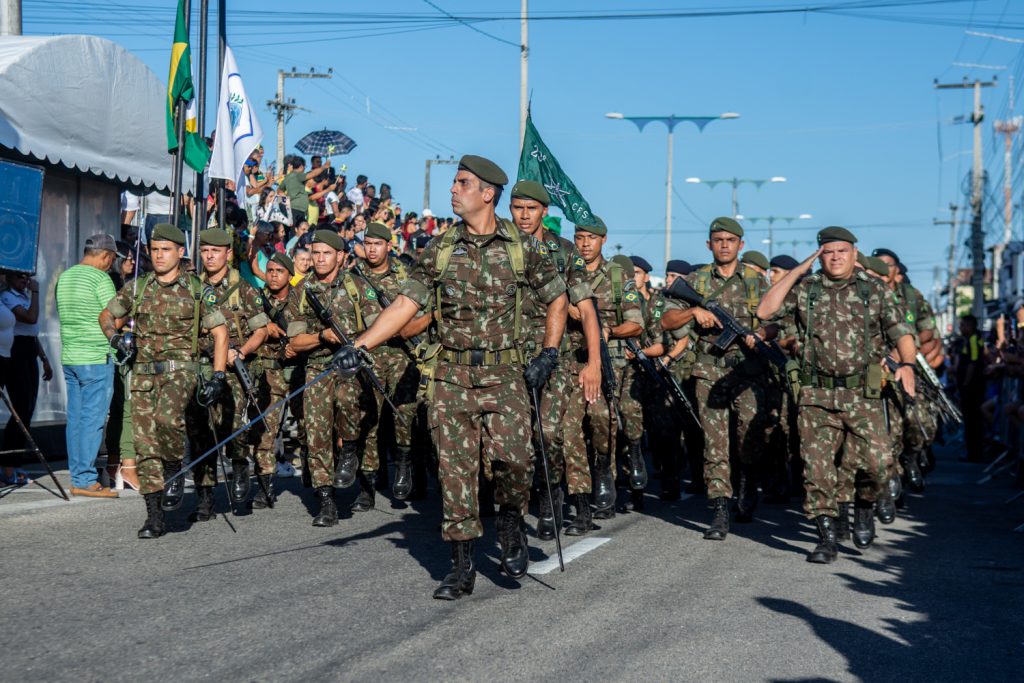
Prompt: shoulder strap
<box><xmin>225</xmin><ymin>269</ymin><xmax>243</xmax><ymax>310</ymax></box>
<box><xmin>503</xmin><ymin>221</ymin><xmax>526</xmax><ymax>342</ymax></box>
<box><xmin>608</xmin><ymin>259</ymin><xmax>624</xmax><ymax>326</ymax></box>
<box><xmin>131</xmin><ymin>272</ymin><xmax>155</xmax><ymax>318</ymax></box>
<box><xmin>741</xmin><ymin>265</ymin><xmax>762</xmax><ymax>329</ymax></box>
<box><xmin>694</xmin><ymin>265</ymin><xmax>714</xmax><ymax>297</ymax></box>
<box><xmin>801</xmin><ymin>278</ymin><xmax>823</xmax><ymax>378</ymax></box>
<box><xmin>342</xmin><ymin>273</ymin><xmax>364</xmax><ymax>332</ymax></box>
<box><xmin>433</xmin><ymin>227</ymin><xmax>461</xmax><ymax>328</ymax></box>
<box><xmin>188</xmin><ymin>275</ymin><xmax>203</xmax><ymax>359</ymax></box>
<box><xmin>855</xmin><ymin>276</ymin><xmax>874</xmax><ymax>369</ymax></box>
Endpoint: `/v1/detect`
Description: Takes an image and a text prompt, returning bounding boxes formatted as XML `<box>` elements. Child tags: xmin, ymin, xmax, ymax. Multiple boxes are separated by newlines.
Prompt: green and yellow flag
<box><xmin>166</xmin><ymin>0</ymin><xmax>210</xmax><ymax>172</ymax></box>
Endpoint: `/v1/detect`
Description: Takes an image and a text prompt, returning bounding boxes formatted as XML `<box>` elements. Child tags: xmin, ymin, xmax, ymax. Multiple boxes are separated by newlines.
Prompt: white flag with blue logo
<box><xmin>208</xmin><ymin>46</ymin><xmax>263</xmax><ymax>186</ymax></box>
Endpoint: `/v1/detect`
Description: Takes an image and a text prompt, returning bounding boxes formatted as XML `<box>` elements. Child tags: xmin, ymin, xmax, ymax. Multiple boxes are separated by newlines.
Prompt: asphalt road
<box><xmin>1</xmin><ymin>445</ymin><xmax>1021</xmax><ymax>683</ymax></box>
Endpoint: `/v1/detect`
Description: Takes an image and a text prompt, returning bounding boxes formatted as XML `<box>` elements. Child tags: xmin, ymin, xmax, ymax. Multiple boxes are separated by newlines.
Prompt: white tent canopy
<box><xmin>0</xmin><ymin>34</ymin><xmax>172</xmax><ymax>191</ymax></box>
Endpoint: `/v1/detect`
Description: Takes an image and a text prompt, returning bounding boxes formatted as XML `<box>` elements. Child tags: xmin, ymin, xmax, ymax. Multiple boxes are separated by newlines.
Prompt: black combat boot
<box><xmin>565</xmin><ymin>493</ymin><xmax>593</xmax><ymax>536</ymax></box>
<box><xmin>432</xmin><ymin>541</ymin><xmax>476</xmax><ymax>600</ymax></box>
<box><xmin>630</xmin><ymin>488</ymin><xmax>645</xmax><ymax>511</ymax></box>
<box><xmin>496</xmin><ymin>507</ymin><xmax>529</xmax><ymax>578</ymax></box>
<box><xmin>592</xmin><ymin>455</ymin><xmax>616</xmax><ymax>519</ymax></box>
<box><xmin>627</xmin><ymin>439</ymin><xmax>648</xmax><ymax>490</ymax></box>
<box><xmin>252</xmin><ymin>474</ymin><xmax>275</xmax><ymax>510</ymax></box>
<box><xmin>536</xmin><ymin>484</ymin><xmax>555</xmax><ymax>541</ymax></box>
<box><xmin>890</xmin><ymin>474</ymin><xmax>905</xmax><ymax>510</ymax></box>
<box><xmin>852</xmin><ymin>499</ymin><xmax>876</xmax><ymax>549</ymax></box>
<box><xmin>138</xmin><ymin>492</ymin><xmax>166</xmax><ymax>539</ymax></box>
<box><xmin>351</xmin><ymin>471</ymin><xmax>376</xmax><ymax>512</ymax></box>
<box><xmin>901</xmin><ymin>450</ymin><xmax>925</xmax><ymax>493</ymax></box>
<box><xmin>703</xmin><ymin>497</ymin><xmax>730</xmax><ymax>541</ymax></box>
<box><xmin>333</xmin><ymin>442</ymin><xmax>360</xmax><ymax>489</ymax></box>
<box><xmin>660</xmin><ymin>473</ymin><xmax>681</xmax><ymax>501</ymax></box>
<box><xmin>312</xmin><ymin>486</ymin><xmax>339</xmax><ymax>527</ymax></box>
<box><xmin>161</xmin><ymin>460</ymin><xmax>185</xmax><ymax>511</ymax></box>
<box><xmin>807</xmin><ymin>515</ymin><xmax>838</xmax><ymax>564</ymax></box>
<box><xmin>392</xmin><ymin>446</ymin><xmax>413</xmax><ymax>500</ymax></box>
<box><xmin>835</xmin><ymin>502</ymin><xmax>852</xmax><ymax>541</ymax></box>
<box><xmin>189</xmin><ymin>486</ymin><xmax>217</xmax><ymax>522</ymax></box>
<box><xmin>875</xmin><ymin>482</ymin><xmax>896</xmax><ymax>525</ymax></box>
<box><xmin>735</xmin><ymin>466</ymin><xmax>758</xmax><ymax>524</ymax></box>
<box><xmin>230</xmin><ymin>459</ymin><xmax>251</xmax><ymax>503</ymax></box>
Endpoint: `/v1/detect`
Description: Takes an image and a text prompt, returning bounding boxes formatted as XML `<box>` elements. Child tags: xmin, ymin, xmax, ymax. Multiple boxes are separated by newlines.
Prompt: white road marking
<box><xmin>530</xmin><ymin>536</ymin><xmax>611</xmax><ymax>575</ymax></box>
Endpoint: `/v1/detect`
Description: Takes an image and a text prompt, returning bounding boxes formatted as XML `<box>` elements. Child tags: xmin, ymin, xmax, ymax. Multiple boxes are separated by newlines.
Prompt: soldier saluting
<box><xmin>758</xmin><ymin>227</ymin><xmax>916</xmax><ymax>564</ymax></box>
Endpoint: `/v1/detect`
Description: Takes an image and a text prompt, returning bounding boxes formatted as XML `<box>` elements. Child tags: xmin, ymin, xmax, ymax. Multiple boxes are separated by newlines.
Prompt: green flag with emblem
<box><xmin>518</xmin><ymin>110</ymin><xmax>595</xmax><ymax>226</ymax></box>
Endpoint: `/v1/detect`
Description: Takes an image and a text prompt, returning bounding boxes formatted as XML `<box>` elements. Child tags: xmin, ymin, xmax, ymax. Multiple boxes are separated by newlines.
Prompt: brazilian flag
<box><xmin>166</xmin><ymin>0</ymin><xmax>210</xmax><ymax>172</ymax></box>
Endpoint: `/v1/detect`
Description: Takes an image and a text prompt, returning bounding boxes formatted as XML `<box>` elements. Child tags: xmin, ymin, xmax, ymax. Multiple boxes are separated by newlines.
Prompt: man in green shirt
<box><xmin>57</xmin><ymin>234</ymin><xmax>122</xmax><ymax>498</ymax></box>
<box><xmin>281</xmin><ymin>155</ymin><xmax>312</xmax><ymax>224</ymax></box>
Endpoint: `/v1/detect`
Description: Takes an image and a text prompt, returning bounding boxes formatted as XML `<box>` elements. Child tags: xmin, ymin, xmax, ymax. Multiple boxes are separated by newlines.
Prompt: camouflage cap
<box><xmin>269</xmin><ymin>252</ymin><xmax>295</xmax><ymax>275</ymax></box>
<box><xmin>575</xmin><ymin>215</ymin><xmax>607</xmax><ymax>237</ymax></box>
<box><xmin>629</xmin><ymin>255</ymin><xmax>653</xmax><ymax>273</ymax></box>
<box><xmin>199</xmin><ymin>228</ymin><xmax>232</xmax><ymax>247</ymax></box>
<box><xmin>458</xmin><ymin>154</ymin><xmax>508</xmax><ymax>186</ymax></box>
<box><xmin>312</xmin><ymin>229</ymin><xmax>345</xmax><ymax>251</ymax></box>
<box><xmin>611</xmin><ymin>254</ymin><xmax>635</xmax><ymax>278</ymax></box>
<box><xmin>151</xmin><ymin>223</ymin><xmax>186</xmax><ymax>246</ymax></box>
<box><xmin>741</xmin><ymin>250</ymin><xmax>769</xmax><ymax>270</ymax></box>
<box><xmin>817</xmin><ymin>226</ymin><xmax>857</xmax><ymax>245</ymax></box>
<box><xmin>709</xmin><ymin>216</ymin><xmax>743</xmax><ymax>237</ymax></box>
<box><xmin>865</xmin><ymin>256</ymin><xmax>889</xmax><ymax>277</ymax></box>
<box><xmin>364</xmin><ymin>222</ymin><xmax>392</xmax><ymax>242</ymax></box>
<box><xmin>510</xmin><ymin>179</ymin><xmax>550</xmax><ymax>206</ymax></box>
<box><xmin>769</xmin><ymin>254</ymin><xmax>799</xmax><ymax>270</ymax></box>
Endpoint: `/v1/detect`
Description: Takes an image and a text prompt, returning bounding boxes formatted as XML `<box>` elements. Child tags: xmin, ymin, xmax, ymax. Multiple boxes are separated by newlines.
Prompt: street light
<box><xmin>684</xmin><ymin>175</ymin><xmax>787</xmax><ymax>218</ymax></box>
<box><xmin>742</xmin><ymin>214</ymin><xmax>813</xmax><ymax>258</ymax></box>
<box><xmin>606</xmin><ymin>111</ymin><xmax>740</xmax><ymax>269</ymax></box>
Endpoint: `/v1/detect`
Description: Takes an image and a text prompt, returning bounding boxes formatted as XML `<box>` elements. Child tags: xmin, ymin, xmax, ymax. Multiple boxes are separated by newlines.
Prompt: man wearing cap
<box><xmin>187</xmin><ymin>229</ymin><xmax>271</xmax><ymax>520</ymax></box>
<box><xmin>741</xmin><ymin>250</ymin><xmax>770</xmax><ymax>280</ymax></box>
<box><xmin>250</xmin><ymin>252</ymin><xmax>305</xmax><ymax>509</ymax></box>
<box><xmin>99</xmin><ymin>224</ymin><xmax>229</xmax><ymax>538</ymax></box>
<box><xmin>759</xmin><ymin>227</ymin><xmax>917</xmax><ymax>562</ymax></box>
<box><xmin>285</xmin><ymin>228</ymin><xmax>383</xmax><ymax>525</ymax></box>
<box><xmin>356</xmin><ymin>221</ymin><xmax>431</xmax><ymax>506</ymax></box>
<box><xmin>662</xmin><ymin>217</ymin><xmax>776</xmax><ymax>540</ymax></box>
<box><xmin>566</xmin><ymin>216</ymin><xmax>647</xmax><ymax>520</ymax></box>
<box><xmin>509</xmin><ymin>179</ymin><xmax>602</xmax><ymax>538</ymax></box>
<box><xmin>58</xmin><ymin>234</ymin><xmax>123</xmax><ymax>498</ymax></box>
<box><xmin>334</xmin><ymin>155</ymin><xmax>568</xmax><ymax>599</ymax></box>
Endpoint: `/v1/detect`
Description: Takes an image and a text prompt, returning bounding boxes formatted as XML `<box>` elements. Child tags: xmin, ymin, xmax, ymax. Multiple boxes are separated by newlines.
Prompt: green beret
<box><xmin>458</xmin><ymin>154</ymin><xmax>508</xmax><ymax>186</ymax></box>
<box><xmin>817</xmin><ymin>226</ymin><xmax>857</xmax><ymax>245</ymax></box>
<box><xmin>575</xmin><ymin>215</ymin><xmax>607</xmax><ymax>237</ymax></box>
<box><xmin>866</xmin><ymin>256</ymin><xmax>889</xmax><ymax>277</ymax></box>
<box><xmin>150</xmin><ymin>223</ymin><xmax>186</xmax><ymax>246</ymax></box>
<box><xmin>709</xmin><ymin>216</ymin><xmax>743</xmax><ymax>237</ymax></box>
<box><xmin>611</xmin><ymin>254</ymin><xmax>635</xmax><ymax>278</ymax></box>
<box><xmin>364</xmin><ymin>222</ymin><xmax>392</xmax><ymax>242</ymax></box>
<box><xmin>741</xmin><ymin>250</ymin><xmax>769</xmax><ymax>270</ymax></box>
<box><xmin>269</xmin><ymin>252</ymin><xmax>294</xmax><ymax>275</ymax></box>
<box><xmin>510</xmin><ymin>180</ymin><xmax>550</xmax><ymax>206</ymax></box>
<box><xmin>199</xmin><ymin>228</ymin><xmax>232</xmax><ymax>247</ymax></box>
<box><xmin>312</xmin><ymin>229</ymin><xmax>345</xmax><ymax>251</ymax></box>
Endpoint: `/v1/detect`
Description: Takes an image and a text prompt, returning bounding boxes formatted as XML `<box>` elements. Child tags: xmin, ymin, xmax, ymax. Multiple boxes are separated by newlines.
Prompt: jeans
<box><xmin>63</xmin><ymin>363</ymin><xmax>115</xmax><ymax>488</ymax></box>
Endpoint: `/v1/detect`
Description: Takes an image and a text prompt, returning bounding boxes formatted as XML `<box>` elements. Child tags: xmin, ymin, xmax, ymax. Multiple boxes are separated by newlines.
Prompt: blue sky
<box><xmin>22</xmin><ymin>1</ymin><xmax>1024</xmax><ymax>296</ymax></box>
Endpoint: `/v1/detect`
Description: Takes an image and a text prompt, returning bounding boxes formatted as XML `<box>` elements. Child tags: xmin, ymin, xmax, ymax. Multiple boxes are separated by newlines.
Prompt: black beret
<box><xmin>709</xmin><ymin>216</ymin><xmax>743</xmax><ymax>237</ymax></box>
<box><xmin>199</xmin><ymin>228</ymin><xmax>232</xmax><ymax>247</ymax></box>
<box><xmin>312</xmin><ymin>229</ymin><xmax>345</xmax><ymax>251</ymax></box>
<box><xmin>769</xmin><ymin>255</ymin><xmax>799</xmax><ymax>270</ymax></box>
<box><xmin>458</xmin><ymin>154</ymin><xmax>508</xmax><ymax>186</ymax></box>
<box><xmin>151</xmin><ymin>223</ymin><xmax>186</xmax><ymax>246</ymax></box>
<box><xmin>741</xmin><ymin>250</ymin><xmax>769</xmax><ymax>270</ymax></box>
<box><xmin>817</xmin><ymin>226</ymin><xmax>857</xmax><ymax>245</ymax></box>
<box><xmin>871</xmin><ymin>247</ymin><xmax>900</xmax><ymax>263</ymax></box>
<box><xmin>269</xmin><ymin>252</ymin><xmax>294</xmax><ymax>275</ymax></box>
<box><xmin>629</xmin><ymin>255</ymin><xmax>653</xmax><ymax>273</ymax></box>
<box><xmin>666</xmin><ymin>259</ymin><xmax>692</xmax><ymax>276</ymax></box>
<box><xmin>364</xmin><ymin>222</ymin><xmax>392</xmax><ymax>242</ymax></box>
<box><xmin>510</xmin><ymin>180</ymin><xmax>550</xmax><ymax>206</ymax></box>
<box><xmin>575</xmin><ymin>215</ymin><xmax>607</xmax><ymax>237</ymax></box>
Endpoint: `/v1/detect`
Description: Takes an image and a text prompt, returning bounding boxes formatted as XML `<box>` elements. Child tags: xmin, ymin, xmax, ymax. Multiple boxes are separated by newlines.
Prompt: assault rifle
<box><xmin>916</xmin><ymin>352</ymin><xmax>963</xmax><ymax>425</ymax></box>
<box><xmin>624</xmin><ymin>337</ymin><xmax>699</xmax><ymax>424</ymax></box>
<box><xmin>590</xmin><ymin>300</ymin><xmax>624</xmax><ymax>433</ymax></box>
<box><xmin>348</xmin><ymin>263</ymin><xmax>424</xmax><ymax>348</ymax></box>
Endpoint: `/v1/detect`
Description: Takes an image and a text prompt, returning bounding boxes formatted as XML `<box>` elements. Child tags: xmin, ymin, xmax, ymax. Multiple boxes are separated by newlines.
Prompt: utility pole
<box><xmin>423</xmin><ymin>156</ymin><xmax>458</xmax><ymax>212</ymax></box>
<box><xmin>1</xmin><ymin>0</ymin><xmax>21</xmax><ymax>35</ymax></box>
<box><xmin>993</xmin><ymin>110</ymin><xmax>1021</xmax><ymax>301</ymax></box>
<box><xmin>520</xmin><ymin>0</ymin><xmax>528</xmax><ymax>147</ymax></box>
<box><xmin>934</xmin><ymin>203</ymin><xmax>959</xmax><ymax>330</ymax></box>
<box><xmin>267</xmin><ymin>68</ymin><xmax>332</xmax><ymax>174</ymax></box>
<box><xmin>936</xmin><ymin>76</ymin><xmax>997</xmax><ymax>318</ymax></box>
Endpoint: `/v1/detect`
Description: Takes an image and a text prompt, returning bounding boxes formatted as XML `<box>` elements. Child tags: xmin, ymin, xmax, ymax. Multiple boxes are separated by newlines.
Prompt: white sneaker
<box><xmin>276</xmin><ymin>462</ymin><xmax>297</xmax><ymax>478</ymax></box>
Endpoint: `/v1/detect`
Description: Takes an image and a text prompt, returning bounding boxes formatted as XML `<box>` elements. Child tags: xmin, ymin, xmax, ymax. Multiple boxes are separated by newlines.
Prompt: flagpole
<box><xmin>194</xmin><ymin>0</ymin><xmax>209</xmax><ymax>255</ymax></box>
<box><xmin>217</xmin><ymin>0</ymin><xmax>226</xmax><ymax>232</ymax></box>
<box><xmin>170</xmin><ymin>0</ymin><xmax>191</xmax><ymax>229</ymax></box>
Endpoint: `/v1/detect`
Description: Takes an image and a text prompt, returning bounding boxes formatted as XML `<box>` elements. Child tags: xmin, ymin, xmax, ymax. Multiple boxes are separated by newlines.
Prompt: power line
<box><xmin>420</xmin><ymin>0</ymin><xmax>519</xmax><ymax>48</ymax></box>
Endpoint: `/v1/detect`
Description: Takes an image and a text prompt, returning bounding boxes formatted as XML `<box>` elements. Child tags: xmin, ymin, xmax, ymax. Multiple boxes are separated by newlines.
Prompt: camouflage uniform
<box><xmin>897</xmin><ymin>284</ymin><xmax>939</xmax><ymax>452</ymax></box>
<box><xmin>664</xmin><ymin>264</ymin><xmax>770</xmax><ymax>499</ymax></box>
<box><xmin>251</xmin><ymin>286</ymin><xmax>305</xmax><ymax>476</ymax></box>
<box><xmin>189</xmin><ymin>269</ymin><xmax>269</xmax><ymax>488</ymax></box>
<box><xmin>297</xmin><ymin>272</ymin><xmax>381</xmax><ymax>489</ymax></box>
<box><xmin>639</xmin><ymin>291</ymin><xmax>685</xmax><ymax>495</ymax></box>
<box><xmin>402</xmin><ymin>220</ymin><xmax>565</xmax><ymax>541</ymax></box>
<box><xmin>772</xmin><ymin>270</ymin><xmax>913</xmax><ymax>518</ymax></box>
<box><xmin>526</xmin><ymin>230</ymin><xmax>594</xmax><ymax>495</ymax></box>
<box><xmin>104</xmin><ymin>274</ymin><xmax>226</xmax><ymax>495</ymax></box>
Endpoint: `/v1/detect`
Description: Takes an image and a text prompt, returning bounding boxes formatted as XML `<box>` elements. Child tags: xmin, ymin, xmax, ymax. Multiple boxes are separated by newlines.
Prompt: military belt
<box><xmin>441</xmin><ymin>348</ymin><xmax>519</xmax><ymax>366</ymax></box>
<box><xmin>696</xmin><ymin>352</ymin><xmax>744</xmax><ymax>369</ymax></box>
<box><xmin>133</xmin><ymin>360</ymin><xmax>199</xmax><ymax>375</ymax></box>
<box><xmin>802</xmin><ymin>372</ymin><xmax>864</xmax><ymax>390</ymax></box>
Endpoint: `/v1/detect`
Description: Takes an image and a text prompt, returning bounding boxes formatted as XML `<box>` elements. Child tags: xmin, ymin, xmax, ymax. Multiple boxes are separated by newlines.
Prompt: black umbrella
<box><xmin>295</xmin><ymin>129</ymin><xmax>357</xmax><ymax>157</ymax></box>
